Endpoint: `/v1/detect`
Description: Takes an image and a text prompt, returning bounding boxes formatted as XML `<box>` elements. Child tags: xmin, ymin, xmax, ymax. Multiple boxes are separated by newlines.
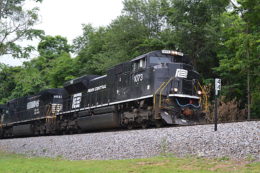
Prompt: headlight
<box><xmin>197</xmin><ymin>90</ymin><xmax>202</xmax><ymax>95</ymax></box>
<box><xmin>173</xmin><ymin>88</ymin><xmax>178</xmax><ymax>92</ymax></box>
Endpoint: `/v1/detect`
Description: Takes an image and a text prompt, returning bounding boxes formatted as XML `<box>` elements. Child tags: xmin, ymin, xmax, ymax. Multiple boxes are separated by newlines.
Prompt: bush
<box><xmin>204</xmin><ymin>97</ymin><xmax>246</xmax><ymax>123</ymax></box>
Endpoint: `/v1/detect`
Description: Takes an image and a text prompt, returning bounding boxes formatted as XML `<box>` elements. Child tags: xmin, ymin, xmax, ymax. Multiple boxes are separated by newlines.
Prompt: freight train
<box><xmin>0</xmin><ymin>50</ymin><xmax>202</xmax><ymax>138</ymax></box>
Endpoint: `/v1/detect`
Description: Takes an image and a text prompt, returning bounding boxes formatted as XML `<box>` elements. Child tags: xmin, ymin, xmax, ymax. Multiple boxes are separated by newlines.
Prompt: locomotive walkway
<box><xmin>0</xmin><ymin>121</ymin><xmax>259</xmax><ymax>161</ymax></box>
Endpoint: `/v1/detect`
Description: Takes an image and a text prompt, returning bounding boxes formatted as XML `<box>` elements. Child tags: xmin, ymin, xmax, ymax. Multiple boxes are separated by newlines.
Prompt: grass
<box><xmin>0</xmin><ymin>151</ymin><xmax>259</xmax><ymax>173</ymax></box>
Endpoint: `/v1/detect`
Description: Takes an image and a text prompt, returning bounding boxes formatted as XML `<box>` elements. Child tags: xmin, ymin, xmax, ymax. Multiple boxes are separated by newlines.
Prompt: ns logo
<box><xmin>133</xmin><ymin>74</ymin><xmax>143</xmax><ymax>83</ymax></box>
<box><xmin>175</xmin><ymin>69</ymin><xmax>188</xmax><ymax>78</ymax></box>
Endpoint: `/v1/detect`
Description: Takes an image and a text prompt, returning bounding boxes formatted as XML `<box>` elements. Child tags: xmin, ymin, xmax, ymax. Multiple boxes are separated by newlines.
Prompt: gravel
<box><xmin>0</xmin><ymin>121</ymin><xmax>259</xmax><ymax>160</ymax></box>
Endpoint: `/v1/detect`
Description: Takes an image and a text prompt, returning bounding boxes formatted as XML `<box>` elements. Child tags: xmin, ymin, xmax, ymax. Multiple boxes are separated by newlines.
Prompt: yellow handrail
<box><xmin>159</xmin><ymin>77</ymin><xmax>174</xmax><ymax>108</ymax></box>
<box><xmin>46</xmin><ymin>105</ymin><xmax>56</xmax><ymax>123</ymax></box>
<box><xmin>198</xmin><ymin>82</ymin><xmax>209</xmax><ymax>112</ymax></box>
<box><xmin>152</xmin><ymin>77</ymin><xmax>175</xmax><ymax>119</ymax></box>
<box><xmin>153</xmin><ymin>82</ymin><xmax>166</xmax><ymax>106</ymax></box>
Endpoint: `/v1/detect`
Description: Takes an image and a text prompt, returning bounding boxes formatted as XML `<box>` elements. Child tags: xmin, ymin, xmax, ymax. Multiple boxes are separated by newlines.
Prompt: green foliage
<box><xmin>0</xmin><ymin>35</ymin><xmax>77</xmax><ymax>103</ymax></box>
<box><xmin>74</xmin><ymin>1</ymin><xmax>174</xmax><ymax>75</ymax></box>
<box><xmin>0</xmin><ymin>0</ymin><xmax>44</xmax><ymax>58</ymax></box>
<box><xmin>10</xmin><ymin>65</ymin><xmax>47</xmax><ymax>98</ymax></box>
<box><xmin>38</xmin><ymin>35</ymin><xmax>71</xmax><ymax>59</ymax></box>
<box><xmin>215</xmin><ymin>0</ymin><xmax>260</xmax><ymax>117</ymax></box>
<box><xmin>74</xmin><ymin>17</ymin><xmax>150</xmax><ymax>75</ymax></box>
<box><xmin>122</xmin><ymin>0</ymin><xmax>167</xmax><ymax>36</ymax></box>
<box><xmin>236</xmin><ymin>0</ymin><xmax>260</xmax><ymax>28</ymax></box>
<box><xmin>0</xmin><ymin>64</ymin><xmax>22</xmax><ymax>103</ymax></box>
<box><xmin>46</xmin><ymin>53</ymin><xmax>77</xmax><ymax>88</ymax></box>
<box><xmin>163</xmin><ymin>0</ymin><xmax>229</xmax><ymax>78</ymax></box>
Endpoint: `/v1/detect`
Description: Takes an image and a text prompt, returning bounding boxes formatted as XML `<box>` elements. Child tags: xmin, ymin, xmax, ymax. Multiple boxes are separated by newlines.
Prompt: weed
<box><xmin>217</xmin><ymin>156</ymin><xmax>230</xmax><ymax>161</ymax></box>
<box><xmin>246</xmin><ymin>154</ymin><xmax>256</xmax><ymax>162</ymax></box>
<box><xmin>160</xmin><ymin>137</ymin><xmax>169</xmax><ymax>156</ymax></box>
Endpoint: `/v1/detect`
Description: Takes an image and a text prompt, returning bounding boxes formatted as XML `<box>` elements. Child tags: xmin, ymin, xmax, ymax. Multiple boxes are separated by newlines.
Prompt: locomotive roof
<box><xmin>8</xmin><ymin>88</ymin><xmax>64</xmax><ymax>104</ymax></box>
<box><xmin>130</xmin><ymin>50</ymin><xmax>159</xmax><ymax>62</ymax></box>
<box><xmin>8</xmin><ymin>96</ymin><xmax>28</xmax><ymax>104</ymax></box>
<box><xmin>37</xmin><ymin>88</ymin><xmax>64</xmax><ymax>96</ymax></box>
<box><xmin>64</xmin><ymin>74</ymin><xmax>99</xmax><ymax>88</ymax></box>
<box><xmin>130</xmin><ymin>50</ymin><xmax>191</xmax><ymax>64</ymax></box>
<box><xmin>64</xmin><ymin>74</ymin><xmax>100</xmax><ymax>94</ymax></box>
<box><xmin>27</xmin><ymin>88</ymin><xmax>64</xmax><ymax>99</ymax></box>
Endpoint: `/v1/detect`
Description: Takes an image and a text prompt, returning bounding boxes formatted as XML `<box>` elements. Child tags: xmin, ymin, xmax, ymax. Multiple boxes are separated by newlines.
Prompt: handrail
<box><xmin>153</xmin><ymin>82</ymin><xmax>166</xmax><ymax>106</ymax></box>
<box><xmin>198</xmin><ymin>82</ymin><xmax>209</xmax><ymax>112</ymax></box>
<box><xmin>159</xmin><ymin>77</ymin><xmax>175</xmax><ymax>108</ymax></box>
<box><xmin>45</xmin><ymin>104</ymin><xmax>56</xmax><ymax>123</ymax></box>
<box><xmin>153</xmin><ymin>77</ymin><xmax>175</xmax><ymax>119</ymax></box>
<box><xmin>153</xmin><ymin>81</ymin><xmax>167</xmax><ymax>119</ymax></box>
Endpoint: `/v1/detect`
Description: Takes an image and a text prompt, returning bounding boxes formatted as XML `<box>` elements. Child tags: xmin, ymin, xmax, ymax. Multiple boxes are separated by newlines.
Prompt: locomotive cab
<box><xmin>131</xmin><ymin>50</ymin><xmax>202</xmax><ymax>125</ymax></box>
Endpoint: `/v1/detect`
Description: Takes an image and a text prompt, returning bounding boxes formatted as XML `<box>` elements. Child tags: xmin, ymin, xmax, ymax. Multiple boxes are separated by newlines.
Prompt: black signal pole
<box><xmin>214</xmin><ymin>94</ymin><xmax>218</xmax><ymax>131</ymax></box>
<box><xmin>214</xmin><ymin>78</ymin><xmax>221</xmax><ymax>131</ymax></box>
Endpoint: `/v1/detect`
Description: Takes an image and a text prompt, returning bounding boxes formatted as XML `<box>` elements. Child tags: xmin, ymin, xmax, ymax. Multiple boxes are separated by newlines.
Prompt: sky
<box><xmin>0</xmin><ymin>0</ymin><xmax>124</xmax><ymax>66</ymax></box>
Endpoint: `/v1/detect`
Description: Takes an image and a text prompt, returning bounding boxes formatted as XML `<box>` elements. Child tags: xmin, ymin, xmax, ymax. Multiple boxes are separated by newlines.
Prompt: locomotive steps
<box><xmin>0</xmin><ymin>121</ymin><xmax>259</xmax><ymax>161</ymax></box>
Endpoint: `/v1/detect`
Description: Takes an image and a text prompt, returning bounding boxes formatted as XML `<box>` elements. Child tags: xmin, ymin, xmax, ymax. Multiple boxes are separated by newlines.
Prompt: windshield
<box><xmin>150</xmin><ymin>57</ymin><xmax>171</xmax><ymax>64</ymax></box>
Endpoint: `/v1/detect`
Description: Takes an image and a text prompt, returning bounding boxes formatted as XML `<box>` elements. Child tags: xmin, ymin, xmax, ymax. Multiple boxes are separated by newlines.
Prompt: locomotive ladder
<box><xmin>45</xmin><ymin>104</ymin><xmax>56</xmax><ymax>123</ymax></box>
<box><xmin>153</xmin><ymin>77</ymin><xmax>175</xmax><ymax>119</ymax></box>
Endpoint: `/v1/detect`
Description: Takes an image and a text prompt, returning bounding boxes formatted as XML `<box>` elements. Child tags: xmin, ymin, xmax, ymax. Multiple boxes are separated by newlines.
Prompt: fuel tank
<box><xmin>13</xmin><ymin>124</ymin><xmax>34</xmax><ymax>136</ymax></box>
<box><xmin>77</xmin><ymin>113</ymin><xmax>120</xmax><ymax>131</ymax></box>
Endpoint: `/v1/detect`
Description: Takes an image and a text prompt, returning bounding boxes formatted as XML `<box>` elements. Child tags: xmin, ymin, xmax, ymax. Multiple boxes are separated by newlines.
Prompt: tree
<box><xmin>37</xmin><ymin>35</ymin><xmax>71</xmax><ymax>59</ymax></box>
<box><xmin>73</xmin><ymin>24</ymin><xmax>107</xmax><ymax>75</ymax></box>
<box><xmin>34</xmin><ymin>35</ymin><xmax>75</xmax><ymax>87</ymax></box>
<box><xmin>122</xmin><ymin>0</ymin><xmax>168</xmax><ymax>37</ymax></box>
<box><xmin>46</xmin><ymin>53</ymin><xmax>77</xmax><ymax>88</ymax></box>
<box><xmin>0</xmin><ymin>35</ymin><xmax>76</xmax><ymax>101</ymax></box>
<box><xmin>164</xmin><ymin>0</ymin><xmax>229</xmax><ymax>77</ymax></box>
<box><xmin>74</xmin><ymin>1</ymin><xmax>173</xmax><ymax>75</ymax></box>
<box><xmin>216</xmin><ymin>0</ymin><xmax>260</xmax><ymax>118</ymax></box>
<box><xmin>236</xmin><ymin>0</ymin><xmax>260</xmax><ymax>28</ymax></box>
<box><xmin>122</xmin><ymin>0</ymin><xmax>176</xmax><ymax>52</ymax></box>
<box><xmin>10</xmin><ymin>64</ymin><xmax>47</xmax><ymax>98</ymax></box>
<box><xmin>0</xmin><ymin>64</ymin><xmax>21</xmax><ymax>103</ymax></box>
<box><xmin>0</xmin><ymin>0</ymin><xmax>44</xmax><ymax>58</ymax></box>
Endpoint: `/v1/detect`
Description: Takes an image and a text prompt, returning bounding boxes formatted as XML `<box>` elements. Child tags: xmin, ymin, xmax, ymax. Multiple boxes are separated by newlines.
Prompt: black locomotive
<box><xmin>0</xmin><ymin>50</ymin><xmax>202</xmax><ymax>138</ymax></box>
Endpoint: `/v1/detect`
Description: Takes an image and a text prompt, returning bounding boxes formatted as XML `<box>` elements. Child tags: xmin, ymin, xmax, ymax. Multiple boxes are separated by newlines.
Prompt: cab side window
<box><xmin>132</xmin><ymin>58</ymin><xmax>146</xmax><ymax>72</ymax></box>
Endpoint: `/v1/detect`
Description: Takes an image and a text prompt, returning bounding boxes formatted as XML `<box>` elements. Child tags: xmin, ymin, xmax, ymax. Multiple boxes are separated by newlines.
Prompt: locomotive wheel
<box><xmin>127</xmin><ymin>123</ymin><xmax>133</xmax><ymax>130</ymax></box>
<box><xmin>77</xmin><ymin>129</ymin><xmax>82</xmax><ymax>134</ymax></box>
<box><xmin>141</xmin><ymin>121</ymin><xmax>149</xmax><ymax>129</ymax></box>
<box><xmin>155</xmin><ymin>120</ymin><xmax>163</xmax><ymax>128</ymax></box>
<box><xmin>34</xmin><ymin>130</ymin><xmax>40</xmax><ymax>136</ymax></box>
<box><xmin>69</xmin><ymin>130</ymin><xmax>74</xmax><ymax>135</ymax></box>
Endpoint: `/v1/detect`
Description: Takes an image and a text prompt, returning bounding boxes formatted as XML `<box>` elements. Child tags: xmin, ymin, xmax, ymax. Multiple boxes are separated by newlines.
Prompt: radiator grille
<box><xmin>182</xmin><ymin>79</ymin><xmax>193</xmax><ymax>95</ymax></box>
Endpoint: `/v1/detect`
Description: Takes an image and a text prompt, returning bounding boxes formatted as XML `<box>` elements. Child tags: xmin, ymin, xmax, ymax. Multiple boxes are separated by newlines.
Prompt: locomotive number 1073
<box><xmin>133</xmin><ymin>74</ymin><xmax>143</xmax><ymax>83</ymax></box>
